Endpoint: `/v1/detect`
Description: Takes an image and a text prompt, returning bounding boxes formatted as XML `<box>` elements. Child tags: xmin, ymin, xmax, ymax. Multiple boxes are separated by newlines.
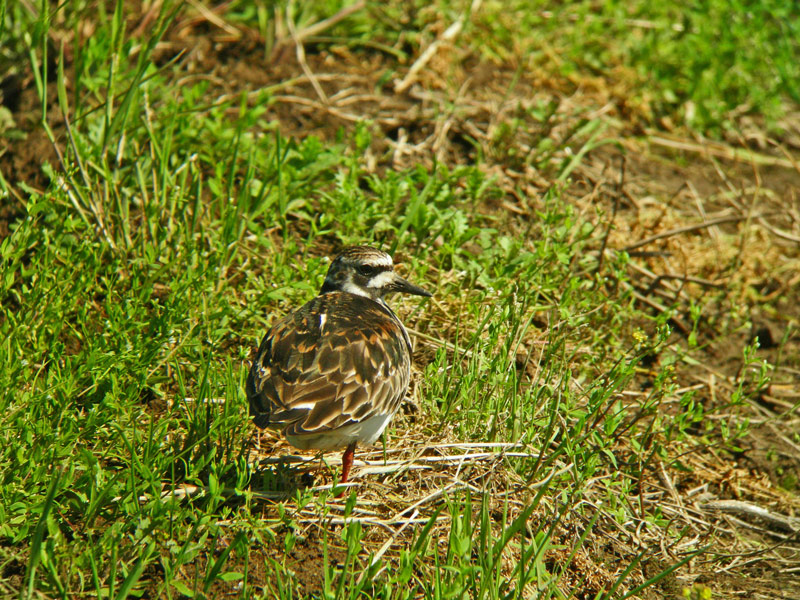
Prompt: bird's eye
<box><xmin>357</xmin><ymin>265</ymin><xmax>377</xmax><ymax>277</ymax></box>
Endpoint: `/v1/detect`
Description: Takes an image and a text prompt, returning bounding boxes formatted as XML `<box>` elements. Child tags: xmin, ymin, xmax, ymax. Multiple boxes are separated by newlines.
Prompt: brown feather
<box><xmin>247</xmin><ymin>293</ymin><xmax>411</xmax><ymax>439</ymax></box>
<box><xmin>246</xmin><ymin>245</ymin><xmax>430</xmax><ymax>454</ymax></box>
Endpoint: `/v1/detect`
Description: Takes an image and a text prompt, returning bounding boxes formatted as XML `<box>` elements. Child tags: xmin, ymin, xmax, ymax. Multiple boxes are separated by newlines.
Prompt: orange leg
<box><xmin>335</xmin><ymin>442</ymin><xmax>357</xmax><ymax>498</ymax></box>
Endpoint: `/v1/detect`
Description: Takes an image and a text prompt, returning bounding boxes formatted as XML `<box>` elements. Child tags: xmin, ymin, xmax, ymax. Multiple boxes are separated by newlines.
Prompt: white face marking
<box><xmin>366</xmin><ymin>270</ymin><xmax>395</xmax><ymax>289</ymax></box>
<box><xmin>342</xmin><ymin>281</ymin><xmax>371</xmax><ymax>297</ymax></box>
<box><xmin>318</xmin><ymin>312</ymin><xmax>327</xmax><ymax>333</ymax></box>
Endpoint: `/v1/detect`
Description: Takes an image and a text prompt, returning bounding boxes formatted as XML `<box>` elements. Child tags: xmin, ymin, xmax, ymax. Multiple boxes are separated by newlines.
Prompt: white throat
<box><xmin>341</xmin><ymin>281</ymin><xmax>372</xmax><ymax>297</ymax></box>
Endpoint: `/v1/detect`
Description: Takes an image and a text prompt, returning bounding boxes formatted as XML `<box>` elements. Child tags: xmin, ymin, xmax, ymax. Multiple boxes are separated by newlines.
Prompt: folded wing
<box><xmin>247</xmin><ymin>293</ymin><xmax>411</xmax><ymax>438</ymax></box>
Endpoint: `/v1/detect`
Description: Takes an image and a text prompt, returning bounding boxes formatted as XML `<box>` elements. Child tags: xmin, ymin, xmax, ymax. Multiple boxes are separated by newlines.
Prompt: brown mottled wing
<box><xmin>247</xmin><ymin>293</ymin><xmax>411</xmax><ymax>436</ymax></box>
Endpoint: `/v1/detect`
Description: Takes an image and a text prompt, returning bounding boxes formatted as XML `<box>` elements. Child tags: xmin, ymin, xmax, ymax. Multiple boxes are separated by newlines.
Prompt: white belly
<box><xmin>286</xmin><ymin>413</ymin><xmax>394</xmax><ymax>450</ymax></box>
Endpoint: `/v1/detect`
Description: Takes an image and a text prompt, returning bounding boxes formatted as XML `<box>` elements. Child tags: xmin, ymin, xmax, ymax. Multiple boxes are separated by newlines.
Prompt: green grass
<box><xmin>203</xmin><ymin>0</ymin><xmax>799</xmax><ymax>135</ymax></box>
<box><xmin>1</xmin><ymin>1</ymin><xmax>796</xmax><ymax>598</ymax></box>
<box><xmin>474</xmin><ymin>0</ymin><xmax>800</xmax><ymax>135</ymax></box>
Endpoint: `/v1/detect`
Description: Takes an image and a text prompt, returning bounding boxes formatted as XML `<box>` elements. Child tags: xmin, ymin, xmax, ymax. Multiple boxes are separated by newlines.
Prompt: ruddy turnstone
<box><xmin>247</xmin><ymin>246</ymin><xmax>431</xmax><ymax>494</ymax></box>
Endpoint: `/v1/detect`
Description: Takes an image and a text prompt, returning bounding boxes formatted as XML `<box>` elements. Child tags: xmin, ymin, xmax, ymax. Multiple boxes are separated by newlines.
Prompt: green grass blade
<box><xmin>22</xmin><ymin>468</ymin><xmax>62</xmax><ymax>600</ymax></box>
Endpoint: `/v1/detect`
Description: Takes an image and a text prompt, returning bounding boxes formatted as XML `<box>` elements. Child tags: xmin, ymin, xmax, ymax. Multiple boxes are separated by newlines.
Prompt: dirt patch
<box><xmin>258</xmin><ymin>526</ymin><xmax>347</xmax><ymax>596</ymax></box>
<box><xmin>0</xmin><ymin>198</ymin><xmax>23</xmax><ymax>239</ymax></box>
<box><xmin>151</xmin><ymin>526</ymin><xmax>347</xmax><ymax>598</ymax></box>
<box><xmin>0</xmin><ymin>124</ymin><xmax>57</xmax><ymax>194</ymax></box>
<box><xmin>743</xmin><ymin>422</ymin><xmax>800</xmax><ymax>493</ymax></box>
<box><xmin>0</xmin><ymin>548</ymin><xmax>25</xmax><ymax>597</ymax></box>
<box><xmin>1</xmin><ymin>72</ymin><xmax>63</xmax><ymax>237</ymax></box>
<box><xmin>0</xmin><ymin>67</ymin><xmax>62</xmax><ymax>181</ymax></box>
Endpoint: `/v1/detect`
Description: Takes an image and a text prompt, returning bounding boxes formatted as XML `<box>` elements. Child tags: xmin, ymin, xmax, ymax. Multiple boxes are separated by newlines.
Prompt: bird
<box><xmin>247</xmin><ymin>245</ymin><xmax>431</xmax><ymax>495</ymax></box>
